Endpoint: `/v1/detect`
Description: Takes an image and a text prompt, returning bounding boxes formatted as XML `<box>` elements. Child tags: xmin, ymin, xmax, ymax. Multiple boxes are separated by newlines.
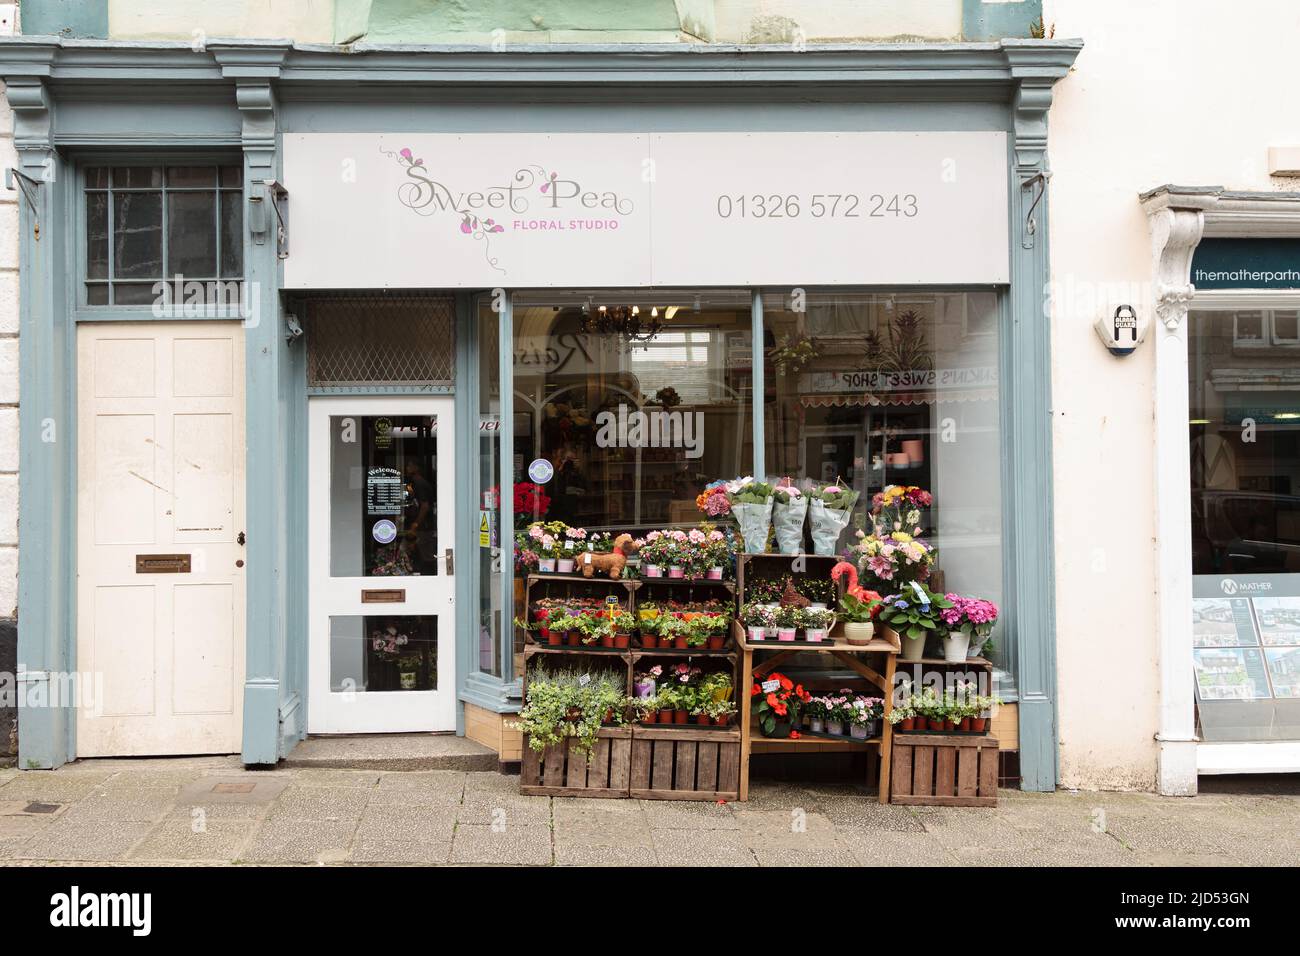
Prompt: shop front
<box><xmin>4</xmin><ymin>39</ymin><xmax>1079</xmax><ymax>789</ymax></box>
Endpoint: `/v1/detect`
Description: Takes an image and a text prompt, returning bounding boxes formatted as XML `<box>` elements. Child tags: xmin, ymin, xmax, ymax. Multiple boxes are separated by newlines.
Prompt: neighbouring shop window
<box><xmin>478</xmin><ymin>297</ymin><xmax>504</xmax><ymax>678</ymax></box>
<box><xmin>762</xmin><ymin>290</ymin><xmax>1008</xmax><ymax>672</ymax></box>
<box><xmin>1189</xmin><ymin>308</ymin><xmax>1300</xmax><ymax>740</ymax></box>
<box><xmin>83</xmin><ymin>164</ymin><xmax>243</xmax><ymax>306</ymax></box>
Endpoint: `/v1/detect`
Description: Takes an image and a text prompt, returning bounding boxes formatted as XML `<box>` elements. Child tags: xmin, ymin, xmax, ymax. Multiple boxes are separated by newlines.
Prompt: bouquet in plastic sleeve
<box><xmin>770</xmin><ymin>478</ymin><xmax>808</xmax><ymax>555</ymax></box>
<box><xmin>806</xmin><ymin>481</ymin><xmax>860</xmax><ymax>556</ymax></box>
<box><xmin>725</xmin><ymin>477</ymin><xmax>775</xmax><ymax>554</ymax></box>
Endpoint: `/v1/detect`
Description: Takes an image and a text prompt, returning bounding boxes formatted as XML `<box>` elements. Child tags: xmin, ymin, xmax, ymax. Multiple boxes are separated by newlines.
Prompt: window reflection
<box><xmin>329</xmin><ymin>615</ymin><xmax>438</xmax><ymax>692</ymax></box>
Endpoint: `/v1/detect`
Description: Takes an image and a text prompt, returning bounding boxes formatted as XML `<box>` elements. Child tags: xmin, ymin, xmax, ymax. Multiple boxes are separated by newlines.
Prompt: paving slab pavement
<box><xmin>0</xmin><ymin>758</ymin><xmax>1294</xmax><ymax>866</ymax></box>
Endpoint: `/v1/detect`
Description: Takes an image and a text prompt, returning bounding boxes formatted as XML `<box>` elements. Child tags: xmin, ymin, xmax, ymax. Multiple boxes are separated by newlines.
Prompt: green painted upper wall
<box><xmin>20</xmin><ymin>0</ymin><xmax>1045</xmax><ymax>44</ymax></box>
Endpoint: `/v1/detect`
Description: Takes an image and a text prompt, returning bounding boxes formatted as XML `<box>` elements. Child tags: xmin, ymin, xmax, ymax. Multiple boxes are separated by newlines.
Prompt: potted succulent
<box><xmin>774</xmin><ymin>604</ymin><xmax>802</xmax><ymax>642</ymax></box>
<box><xmin>877</xmin><ymin>584</ymin><xmax>953</xmax><ymax>662</ymax></box>
<box><xmin>938</xmin><ymin>594</ymin><xmax>999</xmax><ymax>663</ymax></box>
<box><xmin>750</xmin><ymin>671</ymin><xmax>809</xmax><ymax>738</ymax></box>
<box><xmin>802</xmin><ymin>606</ymin><xmax>835</xmax><ymax>643</ymax></box>
<box><xmin>830</xmin><ymin>561</ymin><xmax>883</xmax><ymax>645</ymax></box>
<box><xmin>739</xmin><ymin>602</ymin><xmax>774</xmax><ymax>643</ymax></box>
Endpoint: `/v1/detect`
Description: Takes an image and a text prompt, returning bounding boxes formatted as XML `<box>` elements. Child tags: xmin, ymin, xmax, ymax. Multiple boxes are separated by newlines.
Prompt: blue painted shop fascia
<box><xmin>0</xmin><ymin>38</ymin><xmax>1078</xmax><ymax>781</ymax></box>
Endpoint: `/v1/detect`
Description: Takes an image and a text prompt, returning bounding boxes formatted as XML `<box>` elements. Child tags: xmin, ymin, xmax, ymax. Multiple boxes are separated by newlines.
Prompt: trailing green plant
<box><xmin>510</xmin><ymin>667</ymin><xmax>630</xmax><ymax>759</ymax></box>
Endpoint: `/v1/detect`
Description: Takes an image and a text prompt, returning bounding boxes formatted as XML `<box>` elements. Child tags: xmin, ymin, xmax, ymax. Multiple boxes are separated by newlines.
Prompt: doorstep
<box><xmin>282</xmin><ymin>734</ymin><xmax>498</xmax><ymax>772</ymax></box>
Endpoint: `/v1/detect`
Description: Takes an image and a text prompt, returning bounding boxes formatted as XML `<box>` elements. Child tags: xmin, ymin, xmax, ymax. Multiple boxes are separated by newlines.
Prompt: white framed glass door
<box><xmin>308</xmin><ymin>396</ymin><xmax>456</xmax><ymax>733</ymax></box>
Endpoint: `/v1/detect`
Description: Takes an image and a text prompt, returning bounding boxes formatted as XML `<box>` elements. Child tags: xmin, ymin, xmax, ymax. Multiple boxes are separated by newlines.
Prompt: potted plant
<box><xmin>683</xmin><ymin>614</ymin><xmax>712</xmax><ymax>650</ymax></box>
<box><xmin>637</xmin><ymin>613</ymin><xmax>662</xmax><ymax>648</ymax></box>
<box><xmin>557</xmin><ymin>526</ymin><xmax>587</xmax><ymax>574</ymax></box>
<box><xmin>823</xmin><ymin>694</ymin><xmax>848</xmax><ymax>736</ymax></box>
<box><xmin>739</xmin><ymin>602</ymin><xmax>774</xmax><ymax>643</ymax></box>
<box><xmin>704</xmin><ymin>697</ymin><xmax>737</xmax><ymax>726</ymax></box>
<box><xmin>877</xmin><ymin>584</ymin><xmax>953</xmax><ymax>662</ymax></box>
<box><xmin>774</xmin><ymin>604</ymin><xmax>802</xmax><ymax>642</ymax></box>
<box><xmin>633</xmin><ymin>664</ymin><xmax>660</xmax><ymax>701</ymax></box>
<box><xmin>771</xmin><ymin>481</ymin><xmax>808</xmax><ymax>555</ymax></box>
<box><xmin>806</xmin><ymin>481</ymin><xmax>860</xmax><ymax>556</ymax></box>
<box><xmin>512</xmin><ymin>615</ymin><xmax>545</xmax><ymax>645</ymax></box>
<box><xmin>887</xmin><ymin>697</ymin><xmax>917</xmax><ymax>732</ymax></box>
<box><xmin>852</xmin><ymin>485</ymin><xmax>937</xmax><ymax>592</ymax></box>
<box><xmin>638</xmin><ymin>530</ymin><xmax>673</xmax><ymax>578</ymax></box>
<box><xmin>750</xmin><ymin>671</ymin><xmax>809</xmax><ymax>738</ymax></box>
<box><xmin>725</xmin><ymin>477</ymin><xmax>776</xmax><ymax>554</ymax></box>
<box><xmin>849</xmin><ymin>696</ymin><xmax>883</xmax><ymax>739</ymax></box>
<box><xmin>830</xmin><ymin>562</ymin><xmax>883</xmax><ymax>645</ymax></box>
<box><xmin>511</xmin><ymin>668</ymin><xmax>629</xmax><ymax>761</ymax></box>
<box><xmin>802</xmin><ymin>606</ymin><xmax>835</xmax><ymax>643</ymax></box>
<box><xmin>658</xmin><ymin>614</ymin><xmax>688</xmax><ymax>650</ymax></box>
<box><xmin>655</xmin><ymin>685</ymin><xmax>680</xmax><ymax>724</ymax></box>
<box><xmin>607</xmin><ymin>609</ymin><xmax>634</xmax><ymax>649</ymax></box>
<box><xmin>796</xmin><ymin>575</ymin><xmax>837</xmax><ymax>609</ymax></box>
<box><xmin>804</xmin><ymin>696</ymin><xmax>828</xmax><ymax>733</ymax></box>
<box><xmin>575</xmin><ymin>613</ymin><xmax>608</xmax><ymax>648</ymax></box>
<box><xmin>938</xmin><ymin>594</ymin><xmax>999</xmax><ymax>663</ymax></box>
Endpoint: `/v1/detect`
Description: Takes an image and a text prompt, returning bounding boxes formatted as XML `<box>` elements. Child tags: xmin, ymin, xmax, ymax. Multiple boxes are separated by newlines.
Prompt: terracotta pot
<box><xmin>928</xmin><ymin>718</ymin><xmax>945</xmax><ymax>732</ymax></box>
<box><xmin>673</xmin><ymin>636</ymin><xmax>688</xmax><ymax>649</ymax></box>
<box><xmin>715</xmin><ymin>714</ymin><xmax>731</xmax><ymax>726</ymax></box>
<box><xmin>900</xmin><ymin>716</ymin><xmax>915</xmax><ymax>731</ymax></box>
<box><xmin>707</xmin><ymin>635</ymin><xmax>725</xmax><ymax>650</ymax></box>
<box><xmin>943</xmin><ymin>719</ymin><xmax>955</xmax><ymax>731</ymax></box>
<box><xmin>970</xmin><ymin>717</ymin><xmax>988</xmax><ymax>733</ymax></box>
<box><xmin>959</xmin><ymin>717</ymin><xmax>972</xmax><ymax>732</ymax></box>
<box><xmin>565</xmin><ymin>632</ymin><xmax>581</xmax><ymax>647</ymax></box>
<box><xmin>658</xmin><ymin>710</ymin><xmax>676</xmax><ymax>724</ymax></box>
<box><xmin>641</xmin><ymin>634</ymin><xmax>658</xmax><ymax>648</ymax></box>
<box><xmin>546</xmin><ymin>632</ymin><xmax>562</xmax><ymax>646</ymax></box>
<box><xmin>695</xmin><ymin>714</ymin><xmax>712</xmax><ymax>726</ymax></box>
<box><xmin>599</xmin><ymin>634</ymin><xmax>614</xmax><ymax>648</ymax></box>
<box><xmin>614</xmin><ymin>633</ymin><xmax>630</xmax><ymax>649</ymax></box>
<box><xmin>641</xmin><ymin>711</ymin><xmax>658</xmax><ymax>726</ymax></box>
<box><xmin>603</xmin><ymin>708</ymin><xmax>615</xmax><ymax>724</ymax></box>
<box><xmin>674</xmin><ymin>710</ymin><xmax>688</xmax><ymax>724</ymax></box>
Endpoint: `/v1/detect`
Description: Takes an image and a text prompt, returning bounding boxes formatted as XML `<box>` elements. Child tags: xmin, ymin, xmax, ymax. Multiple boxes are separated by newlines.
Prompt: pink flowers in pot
<box><xmin>940</xmin><ymin>595</ymin><xmax>999</xmax><ymax>639</ymax></box>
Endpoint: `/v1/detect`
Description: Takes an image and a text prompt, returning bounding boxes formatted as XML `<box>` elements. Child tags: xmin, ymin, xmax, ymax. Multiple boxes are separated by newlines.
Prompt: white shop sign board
<box><xmin>283</xmin><ymin>132</ymin><xmax>1009</xmax><ymax>289</ymax></box>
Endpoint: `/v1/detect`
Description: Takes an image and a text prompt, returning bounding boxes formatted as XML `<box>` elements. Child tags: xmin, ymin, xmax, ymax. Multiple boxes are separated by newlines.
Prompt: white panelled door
<box><xmin>76</xmin><ymin>322</ymin><xmax>246</xmax><ymax>756</ymax></box>
<box><xmin>307</xmin><ymin>397</ymin><xmax>456</xmax><ymax>733</ymax></box>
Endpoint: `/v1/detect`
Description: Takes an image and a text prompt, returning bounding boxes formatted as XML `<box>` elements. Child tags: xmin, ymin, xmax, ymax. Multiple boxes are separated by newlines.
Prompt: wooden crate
<box><xmin>890</xmin><ymin>733</ymin><xmax>998</xmax><ymax>807</ymax></box>
<box><xmin>629</xmin><ymin>726</ymin><xmax>741</xmax><ymax>801</ymax></box>
<box><xmin>519</xmin><ymin>727</ymin><xmax>633</xmax><ymax>798</ymax></box>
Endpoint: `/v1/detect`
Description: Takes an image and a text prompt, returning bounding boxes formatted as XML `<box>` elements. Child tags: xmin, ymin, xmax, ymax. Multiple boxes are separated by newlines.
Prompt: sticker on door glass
<box><xmin>372</xmin><ymin>519</ymin><xmax>398</xmax><ymax>544</ymax></box>
<box><xmin>527</xmin><ymin>458</ymin><xmax>554</xmax><ymax>484</ymax></box>
<box><xmin>366</xmin><ymin>466</ymin><xmax>402</xmax><ymax>516</ymax></box>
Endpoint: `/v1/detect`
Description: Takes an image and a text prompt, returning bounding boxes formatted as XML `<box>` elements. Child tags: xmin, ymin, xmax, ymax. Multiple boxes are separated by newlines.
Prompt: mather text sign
<box><xmin>284</xmin><ymin>132</ymin><xmax>1008</xmax><ymax>288</ymax></box>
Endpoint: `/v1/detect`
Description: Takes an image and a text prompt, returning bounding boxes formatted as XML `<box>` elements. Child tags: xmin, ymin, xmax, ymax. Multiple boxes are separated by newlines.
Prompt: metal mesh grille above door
<box><xmin>304</xmin><ymin>294</ymin><xmax>455</xmax><ymax>388</ymax></box>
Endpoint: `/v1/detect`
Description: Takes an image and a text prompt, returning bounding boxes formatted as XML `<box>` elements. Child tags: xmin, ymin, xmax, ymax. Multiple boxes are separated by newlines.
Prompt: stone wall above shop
<box><xmin>19</xmin><ymin>0</ymin><xmax>1046</xmax><ymax>44</ymax></box>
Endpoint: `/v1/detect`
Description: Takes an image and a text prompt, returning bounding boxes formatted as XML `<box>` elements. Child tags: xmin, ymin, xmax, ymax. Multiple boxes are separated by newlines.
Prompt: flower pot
<box><xmin>633</xmin><ymin>680</ymin><xmax>655</xmax><ymax>698</ymax></box>
<box><xmin>747</xmin><ymin>626</ymin><xmax>767</xmax><ymax>643</ymax></box>
<box><xmin>658</xmin><ymin>710</ymin><xmax>676</xmax><ymax>724</ymax></box>
<box><xmin>715</xmin><ymin>713</ymin><xmax>732</xmax><ymax>726</ymax></box>
<box><xmin>825</xmin><ymin>719</ymin><xmax>845</xmax><ymax>736</ymax></box>
<box><xmin>959</xmin><ymin>717</ymin><xmax>972</xmax><ymax>732</ymax></box>
<box><xmin>970</xmin><ymin>717</ymin><xmax>988</xmax><ymax>733</ymax></box>
<box><xmin>843</xmin><ymin>621</ymin><xmax>875</xmax><ymax>646</ymax></box>
<box><xmin>400</xmin><ymin>671</ymin><xmax>417</xmax><ymax>690</ymax></box>
<box><xmin>900</xmin><ymin>716</ymin><xmax>916</xmax><ymax>731</ymax></box>
<box><xmin>707</xmin><ymin>566</ymin><xmax>724</xmax><ymax>580</ymax></box>
<box><xmin>902</xmin><ymin>439</ymin><xmax>925</xmax><ymax>464</ymax></box>
<box><xmin>901</xmin><ymin>632</ymin><xmax>926</xmax><ymax>662</ymax></box>
<box><xmin>614</xmin><ymin>633</ymin><xmax>630</xmax><ymax>649</ymax></box>
<box><xmin>849</xmin><ymin>723</ymin><xmax>868</xmax><ymax>740</ymax></box>
<box><xmin>777</xmin><ymin>627</ymin><xmax>797</xmax><ymax>642</ymax></box>
<box><xmin>537</xmin><ymin>558</ymin><xmax>556</xmax><ymax>573</ymax></box>
<box><xmin>556</xmin><ymin>558</ymin><xmax>575</xmax><ymax>574</ymax></box>
<box><xmin>943</xmin><ymin>719</ymin><xmax>955</xmax><ymax>731</ymax></box>
<box><xmin>641</xmin><ymin>713</ymin><xmax>658</xmax><ymax>726</ymax></box>
<box><xmin>644</xmin><ymin>564</ymin><xmax>662</xmax><ymax>578</ymax></box>
<box><xmin>695</xmin><ymin>714</ymin><xmax>712</xmax><ymax>726</ymax></box>
<box><xmin>706</xmin><ymin>634</ymin><xmax>725</xmax><ymax>650</ymax></box>
<box><xmin>943</xmin><ymin>632</ymin><xmax>971</xmax><ymax>663</ymax></box>
<box><xmin>674</xmin><ymin>710</ymin><xmax>688</xmax><ymax>724</ymax></box>
<box><xmin>805</xmin><ymin>628</ymin><xmax>828</xmax><ymax>643</ymax></box>
<box><xmin>763</xmin><ymin>720</ymin><xmax>793</xmax><ymax>739</ymax></box>
<box><xmin>808</xmin><ymin>717</ymin><xmax>824</xmax><ymax>733</ymax></box>
<box><xmin>928</xmin><ymin>718</ymin><xmax>945</xmax><ymax>732</ymax></box>
<box><xmin>809</xmin><ymin>602</ymin><xmax>828</xmax><ymax>610</ymax></box>
<box><xmin>565</xmin><ymin>632</ymin><xmax>582</xmax><ymax>647</ymax></box>
<box><xmin>668</xmin><ymin>565</ymin><xmax>685</xmax><ymax>579</ymax></box>
<box><xmin>673</xmin><ymin>636</ymin><xmax>688</xmax><ymax>649</ymax></box>
<box><xmin>546</xmin><ymin>632</ymin><xmax>562</xmax><ymax>647</ymax></box>
<box><xmin>599</xmin><ymin>634</ymin><xmax>614</xmax><ymax>648</ymax></box>
<box><xmin>603</xmin><ymin>708</ymin><xmax>615</xmax><ymax>725</ymax></box>
<box><xmin>640</xmin><ymin>633</ymin><xmax>658</xmax><ymax>648</ymax></box>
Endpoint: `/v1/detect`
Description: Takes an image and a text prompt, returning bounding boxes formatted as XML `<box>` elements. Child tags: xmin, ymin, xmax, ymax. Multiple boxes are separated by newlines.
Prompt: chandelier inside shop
<box><xmin>578</xmin><ymin>303</ymin><xmax>679</xmax><ymax>344</ymax></box>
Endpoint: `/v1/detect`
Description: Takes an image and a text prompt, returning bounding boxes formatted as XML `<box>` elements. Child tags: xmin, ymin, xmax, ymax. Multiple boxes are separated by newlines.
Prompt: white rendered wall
<box><xmin>1044</xmin><ymin>0</ymin><xmax>1300</xmax><ymax>789</ymax></box>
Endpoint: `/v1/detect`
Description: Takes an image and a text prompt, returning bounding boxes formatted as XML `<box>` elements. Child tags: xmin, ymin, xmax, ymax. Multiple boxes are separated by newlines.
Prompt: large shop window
<box><xmin>83</xmin><ymin>164</ymin><xmax>243</xmax><ymax>306</ymax></box>
<box><xmin>1189</xmin><ymin>308</ymin><xmax>1300</xmax><ymax>740</ymax></box>
<box><xmin>485</xmin><ymin>289</ymin><xmax>1011</xmax><ymax>684</ymax></box>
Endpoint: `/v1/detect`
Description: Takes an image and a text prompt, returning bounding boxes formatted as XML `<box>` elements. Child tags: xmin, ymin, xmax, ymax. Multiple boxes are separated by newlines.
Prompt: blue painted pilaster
<box><xmin>9</xmin><ymin>65</ymin><xmax>74</xmax><ymax>769</ymax></box>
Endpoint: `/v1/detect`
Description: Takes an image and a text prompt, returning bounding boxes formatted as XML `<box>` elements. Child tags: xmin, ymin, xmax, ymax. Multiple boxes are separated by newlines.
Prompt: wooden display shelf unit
<box><xmin>520</xmin><ymin>727</ymin><xmax>633</xmax><ymax>798</ymax></box>
<box><xmin>629</xmin><ymin>725</ymin><xmax>741</xmax><ymax>801</ymax></box>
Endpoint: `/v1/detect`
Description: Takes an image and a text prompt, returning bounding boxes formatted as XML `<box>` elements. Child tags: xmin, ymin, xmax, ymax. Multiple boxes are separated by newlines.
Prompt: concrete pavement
<box><xmin>0</xmin><ymin>758</ymin><xmax>1295</xmax><ymax>866</ymax></box>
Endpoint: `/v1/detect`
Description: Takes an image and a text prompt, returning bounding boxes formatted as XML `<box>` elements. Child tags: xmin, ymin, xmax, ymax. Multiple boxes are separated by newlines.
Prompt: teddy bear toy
<box><xmin>579</xmin><ymin>533</ymin><xmax>639</xmax><ymax>580</ymax></box>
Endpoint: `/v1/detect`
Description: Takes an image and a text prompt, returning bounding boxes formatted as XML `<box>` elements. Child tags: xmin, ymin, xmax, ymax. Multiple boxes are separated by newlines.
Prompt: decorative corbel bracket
<box><xmin>1140</xmin><ymin>188</ymin><xmax>1216</xmax><ymax>332</ymax></box>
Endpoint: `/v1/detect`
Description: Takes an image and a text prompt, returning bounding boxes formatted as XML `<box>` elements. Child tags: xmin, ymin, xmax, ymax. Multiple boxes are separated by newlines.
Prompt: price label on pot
<box><xmin>578</xmin><ymin>674</ymin><xmax>591</xmax><ymax>687</ymax></box>
<box><xmin>761</xmin><ymin>679</ymin><xmax>781</xmax><ymax>693</ymax></box>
